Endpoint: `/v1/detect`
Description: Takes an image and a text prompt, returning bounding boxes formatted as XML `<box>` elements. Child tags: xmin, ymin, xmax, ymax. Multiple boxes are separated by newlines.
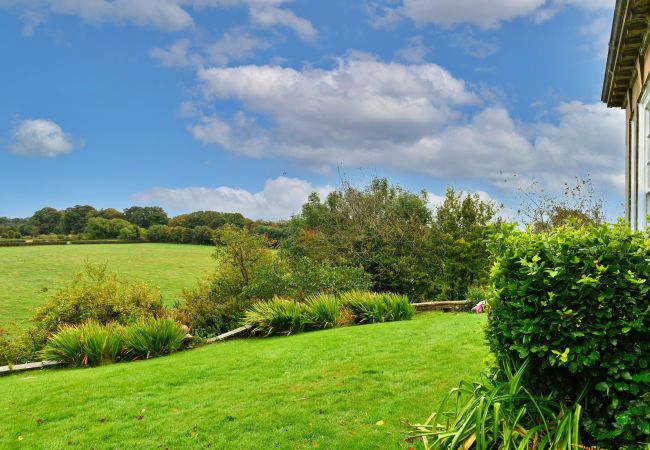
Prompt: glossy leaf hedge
<box><xmin>486</xmin><ymin>222</ymin><xmax>650</xmax><ymax>448</ymax></box>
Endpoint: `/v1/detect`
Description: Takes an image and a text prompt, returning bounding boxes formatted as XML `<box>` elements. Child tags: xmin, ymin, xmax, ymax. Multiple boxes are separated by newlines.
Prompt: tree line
<box><xmin>0</xmin><ymin>205</ymin><xmax>282</xmax><ymax>245</ymax></box>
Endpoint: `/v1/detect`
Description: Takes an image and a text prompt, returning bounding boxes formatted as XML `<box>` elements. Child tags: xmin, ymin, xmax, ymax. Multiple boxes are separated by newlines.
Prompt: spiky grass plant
<box><xmin>41</xmin><ymin>321</ymin><xmax>124</xmax><ymax>367</ymax></box>
<box><xmin>123</xmin><ymin>318</ymin><xmax>186</xmax><ymax>360</ymax></box>
<box><xmin>244</xmin><ymin>297</ymin><xmax>305</xmax><ymax>336</ymax></box>
<box><xmin>381</xmin><ymin>293</ymin><xmax>415</xmax><ymax>321</ymax></box>
<box><xmin>410</xmin><ymin>359</ymin><xmax>586</xmax><ymax>450</ymax></box>
<box><xmin>340</xmin><ymin>291</ymin><xmax>414</xmax><ymax>324</ymax></box>
<box><xmin>302</xmin><ymin>294</ymin><xmax>340</xmax><ymax>330</ymax></box>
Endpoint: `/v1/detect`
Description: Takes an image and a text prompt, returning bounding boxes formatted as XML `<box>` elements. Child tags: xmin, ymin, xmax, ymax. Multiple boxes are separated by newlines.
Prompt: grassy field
<box><xmin>0</xmin><ymin>243</ymin><xmax>216</xmax><ymax>326</ymax></box>
<box><xmin>0</xmin><ymin>312</ymin><xmax>486</xmax><ymax>449</ymax></box>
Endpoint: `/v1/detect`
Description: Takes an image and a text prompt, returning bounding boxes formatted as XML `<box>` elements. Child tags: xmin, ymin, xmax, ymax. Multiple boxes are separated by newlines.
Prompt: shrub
<box><xmin>41</xmin><ymin>321</ymin><xmax>124</xmax><ymax>367</ymax></box>
<box><xmin>33</xmin><ymin>264</ymin><xmax>164</xmax><ymax>333</ymax></box>
<box><xmin>287</xmin><ymin>256</ymin><xmax>372</xmax><ymax>300</ymax></box>
<box><xmin>341</xmin><ymin>291</ymin><xmax>414</xmax><ymax>324</ymax></box>
<box><xmin>244</xmin><ymin>297</ymin><xmax>305</xmax><ymax>336</ymax></box>
<box><xmin>123</xmin><ymin>318</ymin><xmax>186</xmax><ymax>360</ymax></box>
<box><xmin>486</xmin><ymin>222</ymin><xmax>650</xmax><ymax>448</ymax></box>
<box><xmin>0</xmin><ymin>326</ymin><xmax>48</xmax><ymax>366</ymax></box>
<box><xmin>302</xmin><ymin>294</ymin><xmax>340</xmax><ymax>330</ymax></box>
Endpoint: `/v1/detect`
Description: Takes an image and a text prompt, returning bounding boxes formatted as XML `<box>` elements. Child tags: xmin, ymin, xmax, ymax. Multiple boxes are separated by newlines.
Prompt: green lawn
<box><xmin>0</xmin><ymin>313</ymin><xmax>486</xmax><ymax>449</ymax></box>
<box><xmin>0</xmin><ymin>243</ymin><xmax>215</xmax><ymax>326</ymax></box>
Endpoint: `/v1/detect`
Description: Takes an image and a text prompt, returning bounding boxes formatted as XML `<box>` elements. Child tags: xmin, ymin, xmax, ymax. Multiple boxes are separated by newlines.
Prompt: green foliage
<box><xmin>123</xmin><ymin>206</ymin><xmax>169</xmax><ymax>228</ymax></box>
<box><xmin>123</xmin><ymin>318</ymin><xmax>186</xmax><ymax>360</ymax></box>
<box><xmin>465</xmin><ymin>285</ymin><xmax>489</xmax><ymax>303</ymax></box>
<box><xmin>33</xmin><ymin>263</ymin><xmax>164</xmax><ymax>334</ymax></box>
<box><xmin>40</xmin><ymin>319</ymin><xmax>184</xmax><ymax>366</ymax></box>
<box><xmin>429</xmin><ymin>188</ymin><xmax>497</xmax><ymax>300</ymax></box>
<box><xmin>302</xmin><ymin>294</ymin><xmax>340</xmax><ymax>330</ymax></box>
<box><xmin>177</xmin><ymin>226</ymin><xmax>373</xmax><ymax>337</ymax></box>
<box><xmin>0</xmin><ymin>326</ymin><xmax>48</xmax><ymax>366</ymax></box>
<box><xmin>30</xmin><ymin>207</ymin><xmax>63</xmax><ymax>235</ymax></box>
<box><xmin>283</xmin><ymin>179</ymin><xmax>496</xmax><ymax>301</ymax></box>
<box><xmin>62</xmin><ymin>205</ymin><xmax>97</xmax><ymax>234</ymax></box>
<box><xmin>287</xmin><ymin>256</ymin><xmax>372</xmax><ymax>299</ymax></box>
<box><xmin>244</xmin><ymin>297</ymin><xmax>305</xmax><ymax>336</ymax></box>
<box><xmin>486</xmin><ymin>222</ymin><xmax>650</xmax><ymax>448</ymax></box>
<box><xmin>86</xmin><ymin>217</ymin><xmax>134</xmax><ymax>239</ymax></box>
<box><xmin>340</xmin><ymin>291</ymin><xmax>414</xmax><ymax>324</ymax></box>
<box><xmin>169</xmin><ymin>210</ymin><xmax>250</xmax><ymax>229</ymax></box>
<box><xmin>411</xmin><ymin>359</ymin><xmax>586</xmax><ymax>450</ymax></box>
<box><xmin>41</xmin><ymin>321</ymin><xmax>124</xmax><ymax>367</ymax></box>
<box><xmin>514</xmin><ymin>175</ymin><xmax>605</xmax><ymax>233</ymax></box>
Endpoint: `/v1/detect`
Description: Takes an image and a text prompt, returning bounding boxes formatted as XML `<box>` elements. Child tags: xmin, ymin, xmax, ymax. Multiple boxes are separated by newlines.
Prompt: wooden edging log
<box><xmin>413</xmin><ymin>301</ymin><xmax>470</xmax><ymax>312</ymax></box>
<box><xmin>0</xmin><ymin>360</ymin><xmax>62</xmax><ymax>375</ymax></box>
<box><xmin>205</xmin><ymin>324</ymin><xmax>253</xmax><ymax>344</ymax></box>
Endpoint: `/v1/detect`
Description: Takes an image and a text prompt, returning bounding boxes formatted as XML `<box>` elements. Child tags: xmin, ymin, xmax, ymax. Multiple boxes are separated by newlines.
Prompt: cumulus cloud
<box><xmin>249</xmin><ymin>5</ymin><xmax>316</xmax><ymax>41</ymax></box>
<box><xmin>0</xmin><ymin>0</ymin><xmax>194</xmax><ymax>31</ymax></box>
<box><xmin>133</xmin><ymin>176</ymin><xmax>334</xmax><ymax>220</ymax></box>
<box><xmin>0</xmin><ymin>0</ymin><xmax>314</xmax><ymax>36</ymax></box>
<box><xmin>368</xmin><ymin>0</ymin><xmax>612</xmax><ymax>29</ymax></box>
<box><xmin>187</xmin><ymin>53</ymin><xmax>624</xmax><ymax>195</ymax></box>
<box><xmin>205</xmin><ymin>29</ymin><xmax>270</xmax><ymax>65</ymax></box>
<box><xmin>6</xmin><ymin>119</ymin><xmax>78</xmax><ymax>158</ymax></box>
<box><xmin>401</xmin><ymin>0</ymin><xmax>545</xmax><ymax>29</ymax></box>
<box><xmin>196</xmin><ymin>54</ymin><xmax>477</xmax><ymax>154</ymax></box>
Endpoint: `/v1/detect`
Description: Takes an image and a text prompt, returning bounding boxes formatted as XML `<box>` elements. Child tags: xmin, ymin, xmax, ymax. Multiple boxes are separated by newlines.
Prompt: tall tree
<box><xmin>123</xmin><ymin>206</ymin><xmax>169</xmax><ymax>228</ymax></box>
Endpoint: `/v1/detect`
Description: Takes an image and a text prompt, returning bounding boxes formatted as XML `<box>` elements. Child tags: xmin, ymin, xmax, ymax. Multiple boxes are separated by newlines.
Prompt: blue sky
<box><xmin>0</xmin><ymin>0</ymin><xmax>622</xmax><ymax>220</ymax></box>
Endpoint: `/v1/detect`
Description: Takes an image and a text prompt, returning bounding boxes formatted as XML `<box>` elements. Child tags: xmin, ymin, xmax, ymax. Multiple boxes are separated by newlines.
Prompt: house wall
<box><xmin>623</xmin><ymin>43</ymin><xmax>650</xmax><ymax>229</ymax></box>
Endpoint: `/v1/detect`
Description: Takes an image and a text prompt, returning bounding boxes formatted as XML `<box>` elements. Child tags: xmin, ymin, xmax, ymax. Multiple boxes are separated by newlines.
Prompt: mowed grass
<box><xmin>0</xmin><ymin>243</ymin><xmax>215</xmax><ymax>326</ymax></box>
<box><xmin>0</xmin><ymin>313</ymin><xmax>486</xmax><ymax>449</ymax></box>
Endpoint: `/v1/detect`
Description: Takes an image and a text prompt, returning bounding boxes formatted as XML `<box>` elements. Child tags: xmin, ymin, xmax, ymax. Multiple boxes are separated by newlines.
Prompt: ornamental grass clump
<box><xmin>244</xmin><ymin>297</ymin><xmax>305</xmax><ymax>336</ymax></box>
<box><xmin>41</xmin><ymin>321</ymin><xmax>124</xmax><ymax>367</ymax></box>
<box><xmin>410</xmin><ymin>359</ymin><xmax>586</xmax><ymax>450</ymax></box>
<box><xmin>486</xmin><ymin>221</ymin><xmax>650</xmax><ymax>448</ymax></box>
<box><xmin>340</xmin><ymin>291</ymin><xmax>414</xmax><ymax>324</ymax></box>
<box><xmin>123</xmin><ymin>318</ymin><xmax>186</xmax><ymax>360</ymax></box>
<box><xmin>302</xmin><ymin>294</ymin><xmax>340</xmax><ymax>330</ymax></box>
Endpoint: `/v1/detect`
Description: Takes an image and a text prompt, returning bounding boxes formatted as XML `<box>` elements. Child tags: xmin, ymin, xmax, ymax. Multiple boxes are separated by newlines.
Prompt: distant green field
<box><xmin>0</xmin><ymin>243</ymin><xmax>216</xmax><ymax>326</ymax></box>
<box><xmin>0</xmin><ymin>313</ymin><xmax>487</xmax><ymax>449</ymax></box>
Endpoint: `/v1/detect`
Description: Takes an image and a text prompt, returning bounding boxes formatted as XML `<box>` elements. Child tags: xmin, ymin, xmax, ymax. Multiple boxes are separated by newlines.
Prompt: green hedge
<box><xmin>0</xmin><ymin>240</ymin><xmax>149</xmax><ymax>247</ymax></box>
<box><xmin>486</xmin><ymin>222</ymin><xmax>650</xmax><ymax>448</ymax></box>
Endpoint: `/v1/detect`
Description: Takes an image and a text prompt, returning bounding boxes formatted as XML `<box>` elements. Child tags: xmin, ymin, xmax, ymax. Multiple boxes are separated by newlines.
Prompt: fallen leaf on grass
<box><xmin>190</xmin><ymin>431</ymin><xmax>198</xmax><ymax>438</ymax></box>
<box><xmin>375</xmin><ymin>420</ymin><xmax>385</xmax><ymax>426</ymax></box>
<box><xmin>36</xmin><ymin>418</ymin><xmax>43</xmax><ymax>425</ymax></box>
<box><xmin>17</xmin><ymin>436</ymin><xmax>24</xmax><ymax>441</ymax></box>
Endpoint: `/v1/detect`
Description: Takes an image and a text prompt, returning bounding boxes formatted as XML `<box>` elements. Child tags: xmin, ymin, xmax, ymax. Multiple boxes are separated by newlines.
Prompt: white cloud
<box><xmin>6</xmin><ymin>119</ymin><xmax>77</xmax><ymax>158</ymax></box>
<box><xmin>395</xmin><ymin>36</ymin><xmax>428</xmax><ymax>63</ymax></box>
<box><xmin>150</xmin><ymin>39</ymin><xmax>195</xmax><ymax>68</ymax></box>
<box><xmin>133</xmin><ymin>176</ymin><xmax>334</xmax><ymax>220</ymax></box>
<box><xmin>0</xmin><ymin>0</ymin><xmax>194</xmax><ymax>31</ymax></box>
<box><xmin>0</xmin><ymin>0</ymin><xmax>313</xmax><ymax>35</ymax></box>
<box><xmin>205</xmin><ymin>29</ymin><xmax>270</xmax><ymax>65</ymax></box>
<box><xmin>249</xmin><ymin>5</ymin><xmax>316</xmax><ymax>41</ymax></box>
<box><xmin>577</xmin><ymin>17</ymin><xmax>611</xmax><ymax>59</ymax></box>
<box><xmin>369</xmin><ymin>0</ymin><xmax>613</xmax><ymax>29</ymax></box>
<box><xmin>187</xmin><ymin>53</ymin><xmax>624</xmax><ymax>196</ymax></box>
<box><xmin>401</xmin><ymin>0</ymin><xmax>546</xmax><ymax>29</ymax></box>
<box><xmin>197</xmin><ymin>54</ymin><xmax>478</xmax><ymax>151</ymax></box>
